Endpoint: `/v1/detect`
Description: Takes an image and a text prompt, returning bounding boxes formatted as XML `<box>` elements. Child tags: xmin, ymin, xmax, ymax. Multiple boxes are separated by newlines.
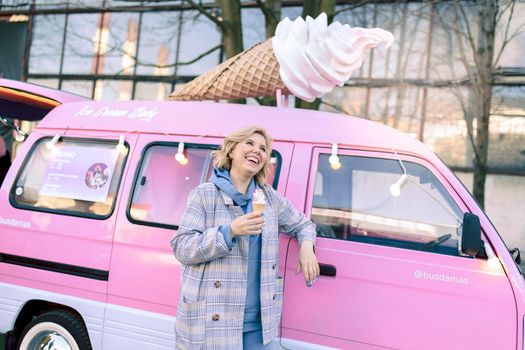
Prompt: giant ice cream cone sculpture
<box><xmin>168</xmin><ymin>13</ymin><xmax>393</xmax><ymax>102</ymax></box>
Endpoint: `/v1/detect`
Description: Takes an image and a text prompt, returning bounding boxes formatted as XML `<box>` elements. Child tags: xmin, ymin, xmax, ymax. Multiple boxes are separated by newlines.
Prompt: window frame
<box><xmin>305</xmin><ymin>147</ymin><xmax>477</xmax><ymax>257</ymax></box>
<box><xmin>126</xmin><ymin>141</ymin><xmax>283</xmax><ymax>230</ymax></box>
<box><xmin>9</xmin><ymin>135</ymin><xmax>129</xmax><ymax>220</ymax></box>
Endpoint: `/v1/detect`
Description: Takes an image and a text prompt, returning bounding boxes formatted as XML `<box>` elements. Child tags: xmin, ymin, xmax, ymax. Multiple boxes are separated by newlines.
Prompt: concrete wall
<box><xmin>455</xmin><ymin>172</ymin><xmax>525</xmax><ymax>254</ymax></box>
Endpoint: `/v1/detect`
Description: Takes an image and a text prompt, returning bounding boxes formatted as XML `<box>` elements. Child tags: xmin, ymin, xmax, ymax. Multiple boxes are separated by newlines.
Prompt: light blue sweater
<box><xmin>211</xmin><ymin>167</ymin><xmax>262</xmax><ymax>332</ymax></box>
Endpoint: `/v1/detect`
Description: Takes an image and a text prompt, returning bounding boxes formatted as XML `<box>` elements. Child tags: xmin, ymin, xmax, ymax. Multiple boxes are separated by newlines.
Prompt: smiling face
<box><xmin>228</xmin><ymin>132</ymin><xmax>269</xmax><ymax>180</ymax></box>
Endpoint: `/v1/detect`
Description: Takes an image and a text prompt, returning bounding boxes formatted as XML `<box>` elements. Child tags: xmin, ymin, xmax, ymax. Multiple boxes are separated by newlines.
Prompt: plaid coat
<box><xmin>170</xmin><ymin>182</ymin><xmax>316</xmax><ymax>350</ymax></box>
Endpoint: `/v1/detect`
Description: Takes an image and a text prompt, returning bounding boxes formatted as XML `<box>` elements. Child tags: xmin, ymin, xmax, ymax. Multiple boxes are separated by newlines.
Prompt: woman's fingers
<box><xmin>230</xmin><ymin>212</ymin><xmax>265</xmax><ymax>237</ymax></box>
<box><xmin>304</xmin><ymin>263</ymin><xmax>314</xmax><ymax>282</ymax></box>
<box><xmin>297</xmin><ymin>258</ymin><xmax>321</xmax><ymax>284</ymax></box>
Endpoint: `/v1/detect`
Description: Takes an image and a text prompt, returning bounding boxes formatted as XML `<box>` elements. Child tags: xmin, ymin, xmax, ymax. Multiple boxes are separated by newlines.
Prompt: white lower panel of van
<box><xmin>0</xmin><ymin>282</ymin><xmax>335</xmax><ymax>350</ymax></box>
<box><xmin>271</xmin><ymin>338</ymin><xmax>340</xmax><ymax>349</ymax></box>
<box><xmin>103</xmin><ymin>304</ymin><xmax>175</xmax><ymax>349</ymax></box>
<box><xmin>0</xmin><ymin>281</ymin><xmax>104</xmax><ymax>348</ymax></box>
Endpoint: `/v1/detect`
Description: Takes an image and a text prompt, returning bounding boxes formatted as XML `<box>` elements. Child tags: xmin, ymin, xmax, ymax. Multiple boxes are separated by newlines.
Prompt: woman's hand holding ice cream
<box><xmin>230</xmin><ymin>189</ymin><xmax>267</xmax><ymax>237</ymax></box>
<box><xmin>230</xmin><ymin>212</ymin><xmax>265</xmax><ymax>237</ymax></box>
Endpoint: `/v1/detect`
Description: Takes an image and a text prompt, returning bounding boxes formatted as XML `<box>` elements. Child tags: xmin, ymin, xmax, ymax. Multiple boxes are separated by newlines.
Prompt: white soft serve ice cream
<box><xmin>271</xmin><ymin>13</ymin><xmax>394</xmax><ymax>102</ymax></box>
<box><xmin>253</xmin><ymin>189</ymin><xmax>266</xmax><ymax>205</ymax></box>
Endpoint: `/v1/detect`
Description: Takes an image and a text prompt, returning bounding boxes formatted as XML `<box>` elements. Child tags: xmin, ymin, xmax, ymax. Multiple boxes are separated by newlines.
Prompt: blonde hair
<box><xmin>211</xmin><ymin>126</ymin><xmax>273</xmax><ymax>184</ymax></box>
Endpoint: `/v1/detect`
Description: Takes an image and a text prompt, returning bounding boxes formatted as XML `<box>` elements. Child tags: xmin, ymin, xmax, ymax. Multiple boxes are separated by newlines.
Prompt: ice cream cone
<box><xmin>252</xmin><ymin>188</ymin><xmax>267</xmax><ymax>214</ymax></box>
<box><xmin>168</xmin><ymin>39</ymin><xmax>290</xmax><ymax>101</ymax></box>
<box><xmin>253</xmin><ymin>203</ymin><xmax>266</xmax><ymax>214</ymax></box>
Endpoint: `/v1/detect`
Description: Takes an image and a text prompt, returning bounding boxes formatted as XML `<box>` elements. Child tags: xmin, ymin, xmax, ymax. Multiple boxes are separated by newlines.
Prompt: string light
<box><xmin>1</xmin><ymin>117</ymin><xmax>27</xmax><ymax>142</ymax></box>
<box><xmin>390</xmin><ymin>148</ymin><xmax>409</xmax><ymax>197</ymax></box>
<box><xmin>175</xmin><ymin>142</ymin><xmax>187</xmax><ymax>165</ymax></box>
<box><xmin>46</xmin><ymin>134</ymin><xmax>61</xmax><ymax>151</ymax></box>
<box><xmin>485</xmin><ymin>242</ymin><xmax>501</xmax><ymax>269</ymax></box>
<box><xmin>116</xmin><ymin>135</ymin><xmax>126</xmax><ymax>153</ymax></box>
<box><xmin>14</xmin><ymin>129</ymin><xmax>27</xmax><ymax>142</ymax></box>
<box><xmin>329</xmin><ymin>143</ymin><xmax>341</xmax><ymax>170</ymax></box>
<box><xmin>390</xmin><ymin>173</ymin><xmax>408</xmax><ymax>197</ymax></box>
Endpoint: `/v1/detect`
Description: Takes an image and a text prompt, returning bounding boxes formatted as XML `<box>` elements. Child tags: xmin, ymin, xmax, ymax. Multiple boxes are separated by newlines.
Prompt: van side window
<box><xmin>312</xmin><ymin>154</ymin><xmax>464</xmax><ymax>256</ymax></box>
<box><xmin>129</xmin><ymin>143</ymin><xmax>281</xmax><ymax>229</ymax></box>
<box><xmin>11</xmin><ymin>137</ymin><xmax>128</xmax><ymax>218</ymax></box>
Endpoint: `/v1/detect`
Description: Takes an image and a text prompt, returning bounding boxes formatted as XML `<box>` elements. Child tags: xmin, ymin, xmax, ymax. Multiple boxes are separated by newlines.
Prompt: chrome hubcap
<box><xmin>27</xmin><ymin>330</ymin><xmax>73</xmax><ymax>350</ymax></box>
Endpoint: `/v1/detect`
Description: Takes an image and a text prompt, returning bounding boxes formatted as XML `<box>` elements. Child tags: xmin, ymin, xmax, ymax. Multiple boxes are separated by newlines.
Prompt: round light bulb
<box><xmin>390</xmin><ymin>183</ymin><xmax>401</xmax><ymax>197</ymax></box>
<box><xmin>329</xmin><ymin>155</ymin><xmax>339</xmax><ymax>164</ymax></box>
<box><xmin>116</xmin><ymin>144</ymin><xmax>126</xmax><ymax>153</ymax></box>
<box><xmin>487</xmin><ymin>256</ymin><xmax>500</xmax><ymax>269</ymax></box>
<box><xmin>330</xmin><ymin>161</ymin><xmax>341</xmax><ymax>170</ymax></box>
<box><xmin>179</xmin><ymin>157</ymin><xmax>189</xmax><ymax>165</ymax></box>
<box><xmin>175</xmin><ymin>152</ymin><xmax>185</xmax><ymax>162</ymax></box>
<box><xmin>15</xmin><ymin>133</ymin><xmax>26</xmax><ymax>142</ymax></box>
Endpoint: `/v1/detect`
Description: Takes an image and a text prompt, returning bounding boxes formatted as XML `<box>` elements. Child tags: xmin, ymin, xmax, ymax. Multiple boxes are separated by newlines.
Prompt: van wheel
<box><xmin>18</xmin><ymin>310</ymin><xmax>91</xmax><ymax>350</ymax></box>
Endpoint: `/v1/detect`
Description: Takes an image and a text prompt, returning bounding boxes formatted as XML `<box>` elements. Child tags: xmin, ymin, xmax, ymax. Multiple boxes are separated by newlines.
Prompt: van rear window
<box><xmin>128</xmin><ymin>143</ymin><xmax>280</xmax><ymax>229</ymax></box>
<box><xmin>10</xmin><ymin>137</ymin><xmax>128</xmax><ymax>218</ymax></box>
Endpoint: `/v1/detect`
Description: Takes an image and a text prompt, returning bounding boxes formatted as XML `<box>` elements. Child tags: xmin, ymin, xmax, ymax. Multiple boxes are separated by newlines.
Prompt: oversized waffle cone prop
<box><xmin>168</xmin><ymin>39</ymin><xmax>289</xmax><ymax>101</ymax></box>
<box><xmin>168</xmin><ymin>13</ymin><xmax>394</xmax><ymax>102</ymax></box>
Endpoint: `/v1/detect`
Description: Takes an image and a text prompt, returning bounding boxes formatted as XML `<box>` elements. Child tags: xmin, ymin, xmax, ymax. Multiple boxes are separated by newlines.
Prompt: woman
<box><xmin>171</xmin><ymin>126</ymin><xmax>319</xmax><ymax>350</ymax></box>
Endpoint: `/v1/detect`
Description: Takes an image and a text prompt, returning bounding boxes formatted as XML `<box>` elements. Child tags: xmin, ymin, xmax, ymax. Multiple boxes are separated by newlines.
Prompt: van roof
<box><xmin>37</xmin><ymin>100</ymin><xmax>436</xmax><ymax>159</ymax></box>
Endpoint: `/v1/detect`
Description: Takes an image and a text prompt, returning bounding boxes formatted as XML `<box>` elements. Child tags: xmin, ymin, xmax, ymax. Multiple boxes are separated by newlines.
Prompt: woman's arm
<box><xmin>266</xmin><ymin>186</ymin><xmax>319</xmax><ymax>282</ymax></box>
<box><xmin>269</xmin><ymin>186</ymin><xmax>317</xmax><ymax>245</ymax></box>
<box><xmin>170</xmin><ymin>187</ymin><xmax>231</xmax><ymax>265</ymax></box>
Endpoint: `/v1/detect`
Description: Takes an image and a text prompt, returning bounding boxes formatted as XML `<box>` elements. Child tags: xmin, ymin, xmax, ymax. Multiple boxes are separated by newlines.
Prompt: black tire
<box><xmin>17</xmin><ymin>310</ymin><xmax>92</xmax><ymax>350</ymax></box>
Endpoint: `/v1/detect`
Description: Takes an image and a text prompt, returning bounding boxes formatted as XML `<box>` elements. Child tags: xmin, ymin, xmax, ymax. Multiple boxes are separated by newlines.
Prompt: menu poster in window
<box><xmin>40</xmin><ymin>144</ymin><xmax>119</xmax><ymax>202</ymax></box>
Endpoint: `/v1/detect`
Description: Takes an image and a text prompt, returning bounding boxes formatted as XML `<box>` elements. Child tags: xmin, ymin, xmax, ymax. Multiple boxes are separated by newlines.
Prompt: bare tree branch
<box><xmin>255</xmin><ymin>0</ymin><xmax>278</xmax><ymax>23</ymax></box>
<box><xmin>496</xmin><ymin>0</ymin><xmax>513</xmax><ymax>23</ymax></box>
<box><xmin>454</xmin><ymin>0</ymin><xmax>482</xmax><ymax>73</ymax></box>
<box><xmin>113</xmin><ymin>44</ymin><xmax>222</xmax><ymax>75</ymax></box>
<box><xmin>452</xmin><ymin>88</ymin><xmax>481</xmax><ymax>164</ymax></box>
<box><xmin>319</xmin><ymin>100</ymin><xmax>351</xmax><ymax>115</ymax></box>
<box><xmin>185</xmin><ymin>0</ymin><xmax>226</xmax><ymax>31</ymax></box>
<box><xmin>452</xmin><ymin>3</ymin><xmax>476</xmax><ymax>84</ymax></box>
<box><xmin>332</xmin><ymin>0</ymin><xmax>370</xmax><ymax>18</ymax></box>
<box><xmin>493</xmin><ymin>0</ymin><xmax>516</xmax><ymax>67</ymax></box>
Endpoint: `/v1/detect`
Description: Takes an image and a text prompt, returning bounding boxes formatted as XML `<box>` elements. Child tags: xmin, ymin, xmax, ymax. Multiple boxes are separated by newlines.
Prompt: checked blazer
<box><xmin>170</xmin><ymin>182</ymin><xmax>316</xmax><ymax>350</ymax></box>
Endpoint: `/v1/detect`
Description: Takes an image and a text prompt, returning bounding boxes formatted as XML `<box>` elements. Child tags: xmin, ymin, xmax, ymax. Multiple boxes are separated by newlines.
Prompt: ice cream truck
<box><xmin>0</xmin><ymin>77</ymin><xmax>524</xmax><ymax>350</ymax></box>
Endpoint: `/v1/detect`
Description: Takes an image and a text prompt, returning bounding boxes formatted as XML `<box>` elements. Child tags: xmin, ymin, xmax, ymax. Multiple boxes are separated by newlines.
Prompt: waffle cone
<box><xmin>168</xmin><ymin>39</ymin><xmax>290</xmax><ymax>101</ymax></box>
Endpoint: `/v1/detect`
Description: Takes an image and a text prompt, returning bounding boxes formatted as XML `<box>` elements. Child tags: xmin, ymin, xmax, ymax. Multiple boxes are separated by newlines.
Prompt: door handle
<box><xmin>319</xmin><ymin>263</ymin><xmax>336</xmax><ymax>277</ymax></box>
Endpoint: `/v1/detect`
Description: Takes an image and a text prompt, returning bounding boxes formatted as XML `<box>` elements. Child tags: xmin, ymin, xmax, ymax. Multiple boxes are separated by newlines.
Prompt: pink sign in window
<box><xmin>12</xmin><ymin>137</ymin><xmax>128</xmax><ymax>218</ymax></box>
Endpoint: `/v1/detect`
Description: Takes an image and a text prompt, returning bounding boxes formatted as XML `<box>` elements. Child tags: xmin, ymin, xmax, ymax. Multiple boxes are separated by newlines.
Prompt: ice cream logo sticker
<box><xmin>75</xmin><ymin>105</ymin><xmax>158</xmax><ymax>122</ymax></box>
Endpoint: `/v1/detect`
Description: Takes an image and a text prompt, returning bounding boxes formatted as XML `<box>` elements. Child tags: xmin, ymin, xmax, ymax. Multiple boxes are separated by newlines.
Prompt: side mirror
<box><xmin>510</xmin><ymin>247</ymin><xmax>521</xmax><ymax>264</ymax></box>
<box><xmin>460</xmin><ymin>212</ymin><xmax>483</xmax><ymax>257</ymax></box>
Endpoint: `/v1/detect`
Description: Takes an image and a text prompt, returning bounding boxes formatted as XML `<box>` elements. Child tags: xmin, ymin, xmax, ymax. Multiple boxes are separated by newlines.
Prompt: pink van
<box><xmin>0</xmin><ymin>79</ymin><xmax>524</xmax><ymax>350</ymax></box>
